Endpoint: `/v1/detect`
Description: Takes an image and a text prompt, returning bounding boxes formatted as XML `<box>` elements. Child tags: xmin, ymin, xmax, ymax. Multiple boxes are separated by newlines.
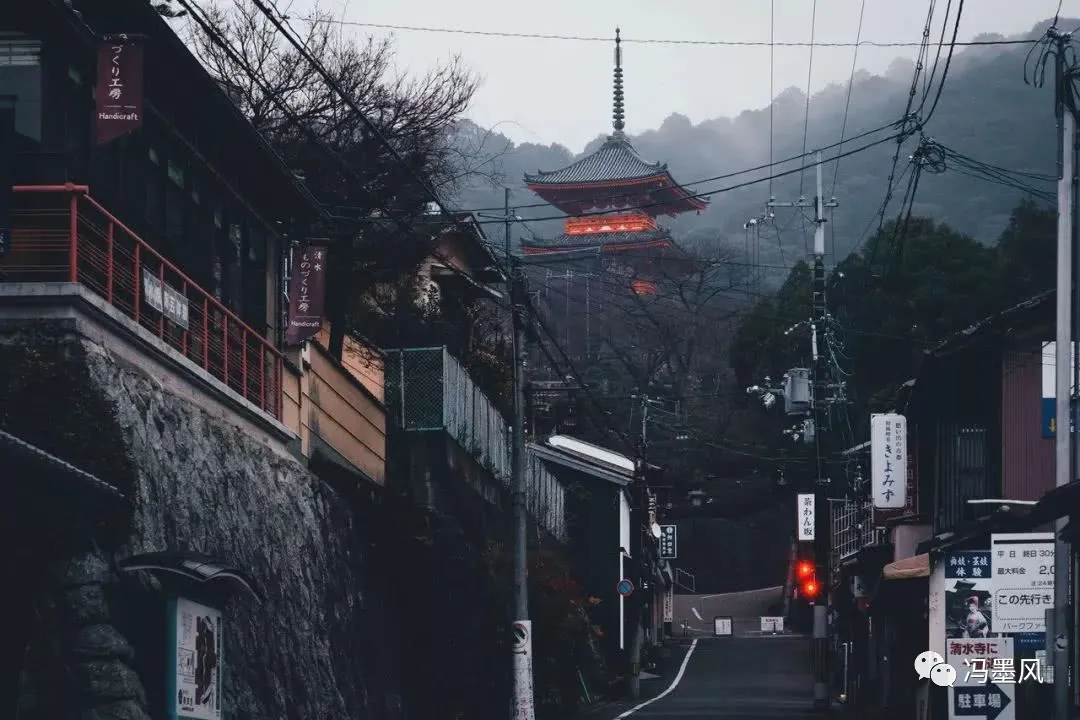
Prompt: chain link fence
<box><xmin>383</xmin><ymin>346</ymin><xmax>567</xmax><ymax>540</ymax></box>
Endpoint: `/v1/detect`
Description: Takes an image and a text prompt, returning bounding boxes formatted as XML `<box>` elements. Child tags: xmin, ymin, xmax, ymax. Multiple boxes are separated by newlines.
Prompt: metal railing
<box><xmin>831</xmin><ymin>498</ymin><xmax>878</xmax><ymax>562</ymax></box>
<box><xmin>1</xmin><ymin>184</ymin><xmax>282</xmax><ymax>419</ymax></box>
<box><xmin>384</xmin><ymin>346</ymin><xmax>567</xmax><ymax>539</ymax></box>
<box><xmin>384</xmin><ymin>346</ymin><xmax>509</xmax><ymax>481</ymax></box>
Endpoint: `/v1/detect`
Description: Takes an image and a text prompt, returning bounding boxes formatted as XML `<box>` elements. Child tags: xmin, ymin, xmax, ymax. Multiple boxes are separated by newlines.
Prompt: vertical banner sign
<box><xmin>659</xmin><ymin>524</ymin><xmax>677</xmax><ymax>559</ymax></box>
<box><xmin>510</xmin><ymin>620</ymin><xmax>536</xmax><ymax>720</ymax></box>
<box><xmin>663</xmin><ymin>587</ymin><xmax>674</xmax><ymax>622</ymax></box>
<box><xmin>797</xmin><ymin>493</ymin><xmax>815</xmax><ymax>541</ymax></box>
<box><xmin>96</xmin><ymin>37</ymin><xmax>144</xmax><ymax>145</ymax></box>
<box><xmin>871</xmin><ymin>413</ymin><xmax>907</xmax><ymax>509</ymax></box>
<box><xmin>990</xmin><ymin>533</ymin><xmax>1054</xmax><ymax>634</ymax></box>
<box><xmin>167</xmin><ymin>597</ymin><xmax>223</xmax><ymax>720</ymax></box>
<box><xmin>285</xmin><ymin>245</ymin><xmax>328</xmax><ymax>345</ymax></box>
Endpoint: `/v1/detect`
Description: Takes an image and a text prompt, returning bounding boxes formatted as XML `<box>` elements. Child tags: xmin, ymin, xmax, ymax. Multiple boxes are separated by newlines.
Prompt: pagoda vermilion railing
<box><xmin>0</xmin><ymin>184</ymin><xmax>283</xmax><ymax>420</ymax></box>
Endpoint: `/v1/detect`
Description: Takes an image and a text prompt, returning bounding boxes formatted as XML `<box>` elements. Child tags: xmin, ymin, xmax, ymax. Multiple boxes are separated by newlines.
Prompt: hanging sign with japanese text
<box><xmin>991</xmin><ymin>533</ymin><xmax>1054</xmax><ymax>634</ymax></box>
<box><xmin>659</xmin><ymin>524</ymin><xmax>677</xmax><ymax>559</ymax></box>
<box><xmin>96</xmin><ymin>36</ymin><xmax>144</xmax><ymax>145</ymax></box>
<box><xmin>285</xmin><ymin>244</ymin><xmax>328</xmax><ymax>345</ymax></box>
<box><xmin>871</xmin><ymin>413</ymin><xmax>907</xmax><ymax>509</ymax></box>
<box><xmin>797</xmin><ymin>493</ymin><xmax>815</xmax><ymax>541</ymax></box>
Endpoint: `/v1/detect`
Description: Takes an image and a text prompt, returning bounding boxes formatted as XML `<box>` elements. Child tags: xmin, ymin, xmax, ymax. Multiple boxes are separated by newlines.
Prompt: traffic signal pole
<box><xmin>771</xmin><ymin>153</ymin><xmax>836</xmax><ymax>710</ymax></box>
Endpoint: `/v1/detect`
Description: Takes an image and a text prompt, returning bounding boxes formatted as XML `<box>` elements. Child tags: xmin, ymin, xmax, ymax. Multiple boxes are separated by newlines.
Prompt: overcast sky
<box><xmin>288</xmin><ymin>0</ymin><xmax>1078</xmax><ymax>152</ymax></box>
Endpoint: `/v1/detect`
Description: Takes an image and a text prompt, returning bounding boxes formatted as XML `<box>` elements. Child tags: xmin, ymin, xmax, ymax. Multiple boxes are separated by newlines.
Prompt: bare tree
<box><xmin>185</xmin><ymin>3</ymin><xmax>507</xmax><ymax>360</ymax></box>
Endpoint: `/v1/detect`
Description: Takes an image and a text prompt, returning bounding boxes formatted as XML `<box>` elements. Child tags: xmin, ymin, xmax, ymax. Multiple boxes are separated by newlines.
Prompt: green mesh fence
<box><xmin>383</xmin><ymin>347</ymin><xmax>445</xmax><ymax>431</ymax></box>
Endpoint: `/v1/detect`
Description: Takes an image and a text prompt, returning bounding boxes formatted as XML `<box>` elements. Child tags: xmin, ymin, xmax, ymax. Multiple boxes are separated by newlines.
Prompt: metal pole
<box><xmin>508</xmin><ymin>187</ymin><xmax>536</xmax><ymax>720</ymax></box>
<box><xmin>1052</xmin><ymin>28</ymin><xmax>1075</xmax><ymax>720</ymax></box>
<box><xmin>811</xmin><ymin>151</ymin><xmax>831</xmax><ymax>710</ymax></box>
<box><xmin>629</xmin><ymin>441</ymin><xmax>646</xmax><ymax>699</ymax></box>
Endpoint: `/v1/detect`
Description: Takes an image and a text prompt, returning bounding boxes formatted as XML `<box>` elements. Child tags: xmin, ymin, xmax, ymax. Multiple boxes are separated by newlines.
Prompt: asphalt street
<box><xmin>603</xmin><ymin>587</ymin><xmax>818</xmax><ymax>719</ymax></box>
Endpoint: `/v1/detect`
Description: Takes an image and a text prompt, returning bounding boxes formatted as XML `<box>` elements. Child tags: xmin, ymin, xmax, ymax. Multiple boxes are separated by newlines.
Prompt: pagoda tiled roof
<box><xmin>520</xmin><ymin>228</ymin><xmax>672</xmax><ymax>251</ymax></box>
<box><xmin>524</xmin><ymin>134</ymin><xmax>669</xmax><ymax>186</ymax></box>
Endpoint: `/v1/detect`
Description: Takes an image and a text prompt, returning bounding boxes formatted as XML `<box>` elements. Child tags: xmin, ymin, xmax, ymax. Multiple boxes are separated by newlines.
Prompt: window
<box><xmin>165</xmin><ymin>159</ymin><xmax>185</xmax><ymax>243</ymax></box>
<box><xmin>145</xmin><ymin>147</ymin><xmax>165</xmax><ymax>230</ymax></box>
<box><xmin>0</xmin><ymin>33</ymin><xmax>42</xmax><ymax>142</ymax></box>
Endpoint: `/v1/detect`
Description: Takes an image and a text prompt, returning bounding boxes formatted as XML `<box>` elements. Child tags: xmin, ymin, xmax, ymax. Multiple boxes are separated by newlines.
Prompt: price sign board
<box><xmin>991</xmin><ymin>533</ymin><xmax>1055</xmax><ymax>633</ymax></box>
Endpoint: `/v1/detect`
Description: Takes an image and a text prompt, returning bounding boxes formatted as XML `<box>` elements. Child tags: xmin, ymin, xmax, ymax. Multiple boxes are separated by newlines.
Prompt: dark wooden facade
<box><xmin>904</xmin><ymin>292</ymin><xmax>1055</xmax><ymax>533</ymax></box>
<box><xmin>1</xmin><ymin>0</ymin><xmax>317</xmax><ymax>341</ymax></box>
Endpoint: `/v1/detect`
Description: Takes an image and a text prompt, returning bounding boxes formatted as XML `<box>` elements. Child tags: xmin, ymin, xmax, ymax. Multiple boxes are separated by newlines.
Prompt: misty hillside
<box><xmin>448</xmin><ymin>19</ymin><xmax>1066</xmax><ymax>278</ymax></box>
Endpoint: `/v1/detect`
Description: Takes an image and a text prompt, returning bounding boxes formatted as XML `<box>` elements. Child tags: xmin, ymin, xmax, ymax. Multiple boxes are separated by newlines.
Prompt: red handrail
<box><xmin>5</xmin><ymin>184</ymin><xmax>284</xmax><ymax>420</ymax></box>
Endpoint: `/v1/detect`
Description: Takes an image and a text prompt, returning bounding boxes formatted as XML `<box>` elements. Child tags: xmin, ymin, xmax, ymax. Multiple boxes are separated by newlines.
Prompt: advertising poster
<box><xmin>169</xmin><ymin>597</ymin><xmax>223</xmax><ymax>720</ymax></box>
<box><xmin>944</xmin><ymin>551</ymin><xmax>994</xmax><ymax>639</ymax></box>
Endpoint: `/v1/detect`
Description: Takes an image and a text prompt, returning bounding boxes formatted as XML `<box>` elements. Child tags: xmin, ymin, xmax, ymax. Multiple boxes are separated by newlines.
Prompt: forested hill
<box><xmin>448</xmin><ymin>18</ymin><xmax>1068</xmax><ymax>274</ymax></box>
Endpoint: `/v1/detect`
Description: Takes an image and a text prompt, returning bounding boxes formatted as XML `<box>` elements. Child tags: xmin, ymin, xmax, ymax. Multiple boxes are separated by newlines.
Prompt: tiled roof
<box><xmin>524</xmin><ymin>135</ymin><xmax>667</xmax><ymax>186</ymax></box>
<box><xmin>520</xmin><ymin>228</ymin><xmax>671</xmax><ymax>250</ymax></box>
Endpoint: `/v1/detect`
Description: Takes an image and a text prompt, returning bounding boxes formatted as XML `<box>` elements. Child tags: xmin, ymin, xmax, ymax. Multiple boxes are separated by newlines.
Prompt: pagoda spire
<box><xmin>612</xmin><ymin>28</ymin><xmax>625</xmax><ymax>138</ymax></box>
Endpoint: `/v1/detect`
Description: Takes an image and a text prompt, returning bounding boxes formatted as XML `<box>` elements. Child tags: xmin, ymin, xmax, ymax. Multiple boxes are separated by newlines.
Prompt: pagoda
<box><xmin>521</xmin><ymin>27</ymin><xmax>707</xmax><ymax>298</ymax></box>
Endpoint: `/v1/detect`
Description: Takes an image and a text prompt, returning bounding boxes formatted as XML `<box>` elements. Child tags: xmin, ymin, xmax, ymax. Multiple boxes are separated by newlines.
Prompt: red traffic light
<box><xmin>796</xmin><ymin>560</ymin><xmax>814</xmax><ymax>578</ymax></box>
<box><xmin>801</xmin><ymin>579</ymin><xmax>820</xmax><ymax>599</ymax></box>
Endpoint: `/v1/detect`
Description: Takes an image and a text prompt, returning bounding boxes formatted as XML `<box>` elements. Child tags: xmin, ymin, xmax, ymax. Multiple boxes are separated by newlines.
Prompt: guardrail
<box><xmin>1</xmin><ymin>184</ymin><xmax>282</xmax><ymax>420</ymax></box>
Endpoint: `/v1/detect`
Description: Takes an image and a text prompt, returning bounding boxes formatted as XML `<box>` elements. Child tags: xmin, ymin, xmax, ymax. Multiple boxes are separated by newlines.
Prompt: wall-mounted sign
<box><xmin>1041</xmin><ymin>342</ymin><xmax>1076</xmax><ymax>437</ymax></box>
<box><xmin>760</xmin><ymin>616</ymin><xmax>784</xmax><ymax>633</ymax></box>
<box><xmin>168</xmin><ymin>597</ymin><xmax>222</xmax><ymax>720</ymax></box>
<box><xmin>663</xmin><ymin>588</ymin><xmax>674</xmax><ymax>622</ymax></box>
<box><xmin>714</xmin><ymin>616</ymin><xmax>733</xmax><ymax>636</ymax></box>
<box><xmin>143</xmin><ymin>268</ymin><xmax>189</xmax><ymax>329</ymax></box>
<box><xmin>797</xmin><ymin>493</ymin><xmax>815</xmax><ymax>541</ymax></box>
<box><xmin>659</xmin><ymin>524</ymin><xmax>677</xmax><ymax>559</ymax></box>
<box><xmin>991</xmin><ymin>532</ymin><xmax>1054</xmax><ymax>633</ymax></box>
<box><xmin>871</xmin><ymin>413</ymin><xmax>907</xmax><ymax>509</ymax></box>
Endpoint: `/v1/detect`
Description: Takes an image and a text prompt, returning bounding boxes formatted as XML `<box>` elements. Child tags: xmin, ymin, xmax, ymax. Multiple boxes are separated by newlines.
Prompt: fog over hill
<box><xmin>448</xmin><ymin>19</ymin><xmax>1066</xmax><ymax>281</ymax></box>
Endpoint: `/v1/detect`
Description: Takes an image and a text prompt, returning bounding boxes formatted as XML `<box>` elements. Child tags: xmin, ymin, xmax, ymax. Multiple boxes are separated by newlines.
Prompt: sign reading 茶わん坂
<box><xmin>797</xmin><ymin>493</ymin><xmax>814</xmax><ymax>541</ymax></box>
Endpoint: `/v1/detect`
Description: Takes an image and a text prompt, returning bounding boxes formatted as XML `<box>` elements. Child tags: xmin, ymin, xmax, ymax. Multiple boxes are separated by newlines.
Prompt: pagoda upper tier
<box><xmin>524</xmin><ymin>134</ymin><xmax>708</xmax><ymax>217</ymax></box>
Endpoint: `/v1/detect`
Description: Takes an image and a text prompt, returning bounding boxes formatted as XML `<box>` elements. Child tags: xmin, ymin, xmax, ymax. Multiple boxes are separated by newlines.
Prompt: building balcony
<box><xmin>0</xmin><ymin>184</ymin><xmax>282</xmax><ymax>421</ymax></box>
<box><xmin>831</xmin><ymin>498</ymin><xmax>884</xmax><ymax>562</ymax></box>
<box><xmin>384</xmin><ymin>346</ymin><xmax>566</xmax><ymax>539</ymax></box>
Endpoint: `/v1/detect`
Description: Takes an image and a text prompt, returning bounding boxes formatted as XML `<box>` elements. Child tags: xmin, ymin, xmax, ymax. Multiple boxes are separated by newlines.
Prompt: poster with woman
<box><xmin>943</xmin><ymin>551</ymin><xmax>995</xmax><ymax>639</ymax></box>
<box><xmin>170</xmin><ymin>597</ymin><xmax>223</xmax><ymax>720</ymax></box>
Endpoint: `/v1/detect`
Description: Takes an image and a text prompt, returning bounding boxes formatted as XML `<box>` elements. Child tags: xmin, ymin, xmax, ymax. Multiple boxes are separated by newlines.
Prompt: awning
<box><xmin>883</xmin><ymin>553</ymin><xmax>929</xmax><ymax>580</ymax></box>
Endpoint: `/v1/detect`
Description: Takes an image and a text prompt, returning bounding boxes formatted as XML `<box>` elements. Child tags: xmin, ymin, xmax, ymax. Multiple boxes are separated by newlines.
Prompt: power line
<box><xmin>295</xmin><ymin>17</ymin><xmax>1041</xmax><ymax>49</ymax></box>
<box><xmin>831</xmin><ymin>0</ymin><xmax>867</xmax><ymax>197</ymax></box>
<box><xmin>466</xmin><ymin>131</ymin><xmax>905</xmax><ymax>225</ymax></box>
<box><xmin>333</xmin><ymin>121</ymin><xmax>903</xmax><ymax>217</ymax></box>
<box><xmin>799</xmin><ymin>0</ymin><xmax>819</xmax><ymax>201</ymax></box>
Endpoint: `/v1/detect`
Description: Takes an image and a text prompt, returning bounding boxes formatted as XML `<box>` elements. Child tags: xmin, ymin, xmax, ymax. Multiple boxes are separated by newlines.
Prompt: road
<box><xmin>607</xmin><ymin>587</ymin><xmax>816</xmax><ymax>719</ymax></box>
<box><xmin>672</xmin><ymin>585</ymin><xmax>785</xmax><ymax>637</ymax></box>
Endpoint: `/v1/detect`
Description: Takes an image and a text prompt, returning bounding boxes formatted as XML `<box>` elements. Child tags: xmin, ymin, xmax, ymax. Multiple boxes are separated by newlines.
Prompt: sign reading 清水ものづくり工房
<box><xmin>169</xmin><ymin>597</ymin><xmax>222</xmax><ymax>720</ymax></box>
<box><xmin>870</xmin><ymin>413</ymin><xmax>907</xmax><ymax>509</ymax></box>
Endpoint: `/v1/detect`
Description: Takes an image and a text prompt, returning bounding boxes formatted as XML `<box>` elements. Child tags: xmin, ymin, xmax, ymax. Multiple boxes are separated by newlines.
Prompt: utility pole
<box><xmin>1050</xmin><ymin>26</ymin><xmax>1074</xmax><ymax>720</ymax></box>
<box><xmin>769</xmin><ymin>152</ymin><xmax>838</xmax><ymax>711</ymax></box>
<box><xmin>506</xmin><ymin>186</ymin><xmax>536</xmax><ymax>720</ymax></box>
<box><xmin>628</xmin><ymin>397</ymin><xmax>649</xmax><ymax>700</ymax></box>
